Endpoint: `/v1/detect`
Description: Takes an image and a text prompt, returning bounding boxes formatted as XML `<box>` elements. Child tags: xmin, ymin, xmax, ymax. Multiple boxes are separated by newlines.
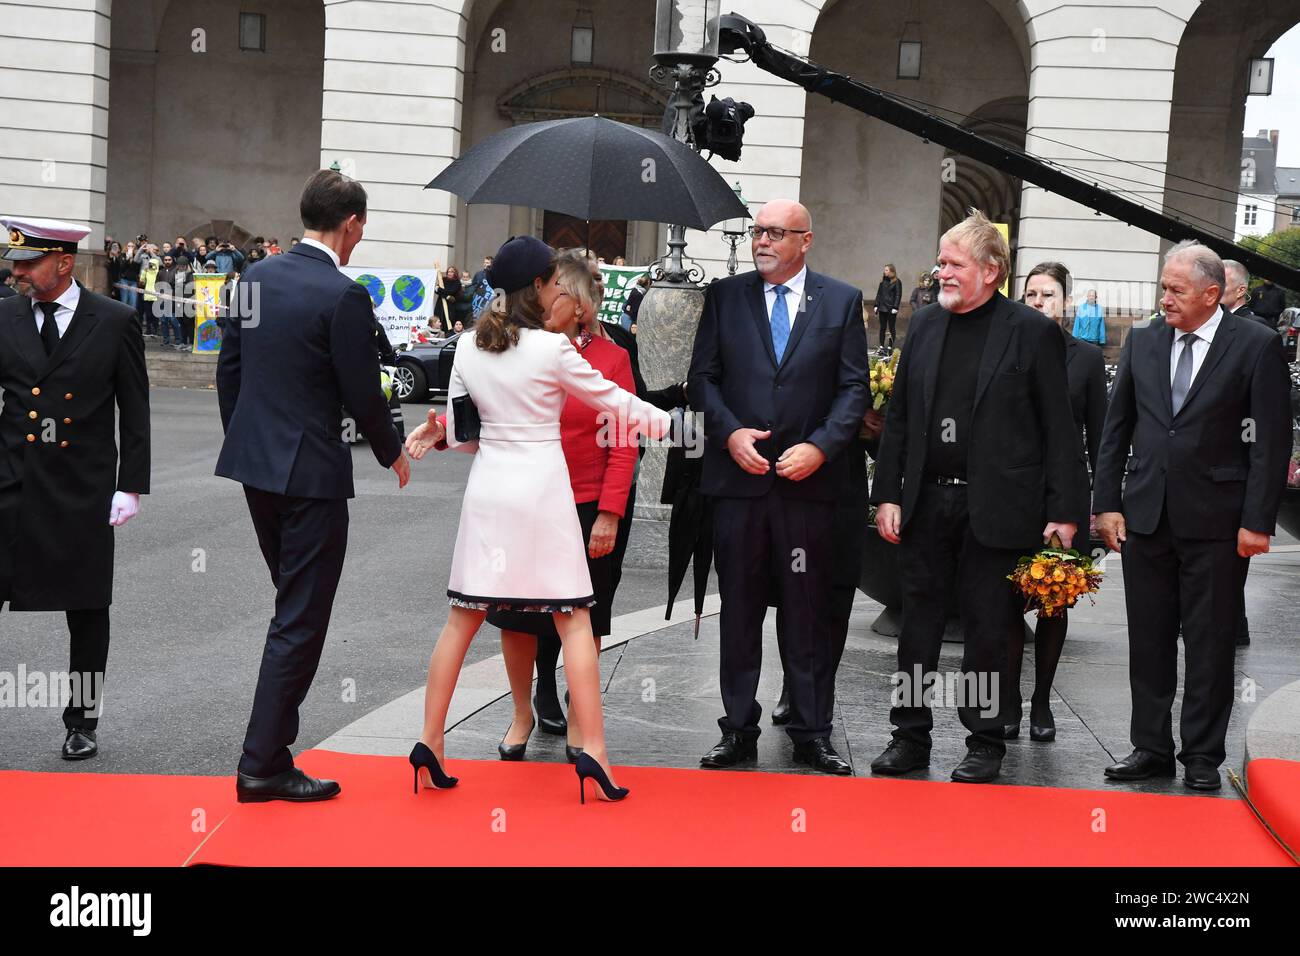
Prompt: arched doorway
<box><xmin>105</xmin><ymin>0</ymin><xmax>325</xmax><ymax>246</ymax></box>
<box><xmin>457</xmin><ymin>0</ymin><xmax>664</xmax><ymax>267</ymax></box>
<box><xmin>800</xmin><ymin>0</ymin><xmax>1030</xmax><ymax>301</ymax></box>
<box><xmin>1164</xmin><ymin>0</ymin><xmax>1300</xmax><ymax>251</ymax></box>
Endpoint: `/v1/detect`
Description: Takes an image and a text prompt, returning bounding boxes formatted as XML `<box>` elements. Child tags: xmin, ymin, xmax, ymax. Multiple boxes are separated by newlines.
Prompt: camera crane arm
<box><xmin>718</xmin><ymin>13</ymin><xmax>1300</xmax><ymax>290</ymax></box>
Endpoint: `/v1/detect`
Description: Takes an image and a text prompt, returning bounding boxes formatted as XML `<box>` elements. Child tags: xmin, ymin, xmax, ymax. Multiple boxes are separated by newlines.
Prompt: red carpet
<box><xmin>1</xmin><ymin>751</ymin><xmax>1293</xmax><ymax>866</ymax></box>
<box><xmin>0</xmin><ymin>770</ymin><xmax>235</xmax><ymax>867</ymax></box>
<box><xmin>1247</xmin><ymin>758</ymin><xmax>1300</xmax><ymax>859</ymax></box>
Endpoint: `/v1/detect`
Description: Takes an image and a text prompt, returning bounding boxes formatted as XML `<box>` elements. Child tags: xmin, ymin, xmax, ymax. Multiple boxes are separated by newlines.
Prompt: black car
<box><xmin>392</xmin><ymin>331</ymin><xmax>463</xmax><ymax>402</ymax></box>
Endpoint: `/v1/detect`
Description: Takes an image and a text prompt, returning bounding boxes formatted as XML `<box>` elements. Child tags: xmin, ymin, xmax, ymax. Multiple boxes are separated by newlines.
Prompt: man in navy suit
<box><xmin>217</xmin><ymin>169</ymin><xmax>409</xmax><ymax>802</ymax></box>
<box><xmin>688</xmin><ymin>199</ymin><xmax>869</xmax><ymax>774</ymax></box>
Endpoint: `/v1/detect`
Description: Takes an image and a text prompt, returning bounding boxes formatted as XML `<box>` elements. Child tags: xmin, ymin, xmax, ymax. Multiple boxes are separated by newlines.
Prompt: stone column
<box><xmin>0</xmin><ymin>0</ymin><xmax>112</xmax><ymax>258</ymax></box>
<box><xmin>1014</xmin><ymin>1</ymin><xmax>1199</xmax><ymax>325</ymax></box>
<box><xmin>321</xmin><ymin>0</ymin><xmax>468</xmax><ymax>269</ymax></box>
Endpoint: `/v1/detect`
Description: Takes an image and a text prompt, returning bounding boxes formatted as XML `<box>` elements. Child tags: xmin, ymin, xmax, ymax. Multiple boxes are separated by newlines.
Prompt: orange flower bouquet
<box><xmin>1007</xmin><ymin>534</ymin><xmax>1103</xmax><ymax>618</ymax></box>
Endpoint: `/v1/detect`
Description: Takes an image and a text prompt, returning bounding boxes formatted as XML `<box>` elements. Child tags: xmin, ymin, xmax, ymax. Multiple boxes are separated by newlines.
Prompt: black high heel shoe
<box><xmin>498</xmin><ymin>716</ymin><xmax>536</xmax><ymax>761</ymax></box>
<box><xmin>565</xmin><ymin>744</ymin><xmax>583</xmax><ymax>764</ymax></box>
<box><xmin>575</xmin><ymin>752</ymin><xmax>629</xmax><ymax>804</ymax></box>
<box><xmin>409</xmin><ymin>742</ymin><xmax>458</xmax><ymax>791</ymax></box>
<box><xmin>1029</xmin><ymin>703</ymin><xmax>1056</xmax><ymax>742</ymax></box>
<box><xmin>534</xmin><ymin>692</ymin><xmax>567</xmax><ymax>736</ymax></box>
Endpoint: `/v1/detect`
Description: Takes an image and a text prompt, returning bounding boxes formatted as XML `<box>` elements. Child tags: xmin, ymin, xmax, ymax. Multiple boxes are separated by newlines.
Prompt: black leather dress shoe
<box><xmin>951</xmin><ymin>745</ymin><xmax>1003</xmax><ymax>783</ymax></box>
<box><xmin>700</xmin><ymin>733</ymin><xmax>758</xmax><ymax>768</ymax></box>
<box><xmin>792</xmin><ymin>737</ymin><xmax>852</xmax><ymax>775</ymax></box>
<box><xmin>869</xmin><ymin>739</ymin><xmax>930</xmax><ymax>775</ymax></box>
<box><xmin>1103</xmin><ymin>749</ymin><xmax>1176</xmax><ymax>781</ymax></box>
<box><xmin>61</xmin><ymin>727</ymin><xmax>97</xmax><ymax>760</ymax></box>
<box><xmin>1183</xmin><ymin>758</ymin><xmax>1222</xmax><ymax>792</ymax></box>
<box><xmin>771</xmin><ymin>682</ymin><xmax>792</xmax><ymax>725</ymax></box>
<box><xmin>236</xmin><ymin>767</ymin><xmax>341</xmax><ymax>803</ymax></box>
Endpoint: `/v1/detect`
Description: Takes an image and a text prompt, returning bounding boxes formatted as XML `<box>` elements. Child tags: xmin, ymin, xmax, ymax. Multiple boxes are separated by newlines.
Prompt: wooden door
<box><xmin>542</xmin><ymin>211</ymin><xmax>627</xmax><ymax>262</ymax></box>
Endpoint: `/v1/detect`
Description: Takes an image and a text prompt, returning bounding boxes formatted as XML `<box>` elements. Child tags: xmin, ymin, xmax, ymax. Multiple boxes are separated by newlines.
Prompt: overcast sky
<box><xmin>1243</xmin><ymin>25</ymin><xmax>1300</xmax><ymax>167</ymax></box>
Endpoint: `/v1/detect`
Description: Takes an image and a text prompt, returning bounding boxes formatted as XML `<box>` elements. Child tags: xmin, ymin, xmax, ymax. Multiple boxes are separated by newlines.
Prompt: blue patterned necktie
<box><xmin>770</xmin><ymin>284</ymin><xmax>790</xmax><ymax>361</ymax></box>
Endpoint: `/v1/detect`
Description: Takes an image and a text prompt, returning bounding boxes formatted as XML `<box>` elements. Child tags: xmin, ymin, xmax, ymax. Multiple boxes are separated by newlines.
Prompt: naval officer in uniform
<box><xmin>0</xmin><ymin>216</ymin><xmax>151</xmax><ymax>760</ymax></box>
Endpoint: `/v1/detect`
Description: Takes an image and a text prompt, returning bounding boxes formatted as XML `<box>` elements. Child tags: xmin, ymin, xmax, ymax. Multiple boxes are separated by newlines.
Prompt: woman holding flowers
<box><xmin>1005</xmin><ymin>261</ymin><xmax>1109</xmax><ymax>741</ymax></box>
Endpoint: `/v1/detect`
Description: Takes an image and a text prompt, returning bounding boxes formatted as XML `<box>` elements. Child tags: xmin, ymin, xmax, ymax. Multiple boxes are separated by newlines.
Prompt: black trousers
<box><xmin>0</xmin><ymin>604</ymin><xmax>110</xmax><ymax>730</ymax></box>
<box><xmin>892</xmin><ymin>484</ymin><xmax>1024</xmax><ymax>753</ymax></box>
<box><xmin>1121</xmin><ymin>508</ymin><xmax>1244</xmax><ymax>767</ymax></box>
<box><xmin>713</xmin><ymin>492</ymin><xmax>836</xmax><ymax>744</ymax></box>
<box><xmin>878</xmin><ymin>311</ymin><xmax>897</xmax><ymax>347</ymax></box>
<box><xmin>239</xmin><ymin>487</ymin><xmax>349</xmax><ymax>777</ymax></box>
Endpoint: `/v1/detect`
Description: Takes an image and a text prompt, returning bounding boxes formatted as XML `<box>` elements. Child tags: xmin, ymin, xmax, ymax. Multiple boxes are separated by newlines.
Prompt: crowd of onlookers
<box><xmin>87</xmin><ymin>234</ymin><xmax>657</xmax><ymax>351</ymax></box>
<box><xmin>102</xmin><ymin>233</ymin><xmax>295</xmax><ymax>349</ymax></box>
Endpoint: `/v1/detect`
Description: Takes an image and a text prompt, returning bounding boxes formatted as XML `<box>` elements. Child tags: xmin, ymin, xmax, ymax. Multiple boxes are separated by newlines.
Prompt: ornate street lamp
<box><xmin>650</xmin><ymin>0</ymin><xmax>722</xmax><ymax>284</ymax></box>
<box><xmin>720</xmin><ymin>181</ymin><xmax>749</xmax><ymax>276</ymax></box>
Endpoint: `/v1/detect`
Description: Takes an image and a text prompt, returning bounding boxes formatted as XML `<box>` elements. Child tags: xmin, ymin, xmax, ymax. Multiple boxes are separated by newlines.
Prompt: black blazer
<box><xmin>687</xmin><ymin>268</ymin><xmax>870</xmax><ymax>501</ymax></box>
<box><xmin>216</xmin><ymin>243</ymin><xmax>402</xmax><ymax>499</ymax></box>
<box><xmin>871</xmin><ymin>293</ymin><xmax>1087</xmax><ymax>550</ymax></box>
<box><xmin>1092</xmin><ymin>307</ymin><xmax>1292</xmax><ymax>540</ymax></box>
<box><xmin>0</xmin><ymin>284</ymin><xmax>150</xmax><ymax>609</ymax></box>
<box><xmin>1063</xmin><ymin>330</ymin><xmax>1109</xmax><ymax>533</ymax></box>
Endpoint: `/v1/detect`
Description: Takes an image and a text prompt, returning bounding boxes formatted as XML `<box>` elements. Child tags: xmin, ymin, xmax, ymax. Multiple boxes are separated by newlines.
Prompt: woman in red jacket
<box><xmin>490</xmin><ymin>248</ymin><xmax>640</xmax><ymax>762</ymax></box>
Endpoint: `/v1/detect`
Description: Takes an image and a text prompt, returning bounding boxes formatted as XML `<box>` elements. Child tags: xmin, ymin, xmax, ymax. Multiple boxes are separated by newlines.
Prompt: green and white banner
<box><xmin>598</xmin><ymin>264</ymin><xmax>648</xmax><ymax>326</ymax></box>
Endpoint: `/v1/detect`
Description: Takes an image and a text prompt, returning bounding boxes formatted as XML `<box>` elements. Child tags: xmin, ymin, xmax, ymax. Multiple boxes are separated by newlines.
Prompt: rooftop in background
<box><xmin>1241</xmin><ymin>128</ymin><xmax>1281</xmax><ymax>195</ymax></box>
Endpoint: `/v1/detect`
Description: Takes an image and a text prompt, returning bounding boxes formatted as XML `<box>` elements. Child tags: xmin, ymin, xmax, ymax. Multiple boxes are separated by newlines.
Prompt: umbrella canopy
<box><xmin>426</xmin><ymin>116</ymin><xmax>748</xmax><ymax>231</ymax></box>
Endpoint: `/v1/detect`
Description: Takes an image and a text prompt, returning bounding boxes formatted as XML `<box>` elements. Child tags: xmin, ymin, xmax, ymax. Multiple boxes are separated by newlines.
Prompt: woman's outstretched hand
<box><xmin>405</xmin><ymin>410</ymin><xmax>446</xmax><ymax>460</ymax></box>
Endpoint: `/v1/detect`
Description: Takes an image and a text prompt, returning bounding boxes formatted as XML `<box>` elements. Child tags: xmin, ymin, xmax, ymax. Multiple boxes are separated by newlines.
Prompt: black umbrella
<box><xmin>663</xmin><ymin>419</ymin><xmax>713</xmax><ymax>638</ymax></box>
<box><xmin>426</xmin><ymin>116</ymin><xmax>748</xmax><ymax>231</ymax></box>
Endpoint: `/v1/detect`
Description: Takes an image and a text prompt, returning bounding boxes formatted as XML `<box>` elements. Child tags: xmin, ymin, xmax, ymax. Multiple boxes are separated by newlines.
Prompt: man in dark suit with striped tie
<box><xmin>688</xmin><ymin>199</ymin><xmax>870</xmax><ymax>774</ymax></box>
<box><xmin>1094</xmin><ymin>241</ymin><xmax>1291</xmax><ymax>791</ymax></box>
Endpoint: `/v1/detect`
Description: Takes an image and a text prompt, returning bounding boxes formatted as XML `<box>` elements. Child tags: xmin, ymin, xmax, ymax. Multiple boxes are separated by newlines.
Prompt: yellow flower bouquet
<box><xmin>868</xmin><ymin>347</ymin><xmax>900</xmax><ymax>411</ymax></box>
<box><xmin>1008</xmin><ymin>535</ymin><xmax>1103</xmax><ymax>618</ymax></box>
<box><xmin>862</xmin><ymin>347</ymin><xmax>900</xmax><ymax>439</ymax></box>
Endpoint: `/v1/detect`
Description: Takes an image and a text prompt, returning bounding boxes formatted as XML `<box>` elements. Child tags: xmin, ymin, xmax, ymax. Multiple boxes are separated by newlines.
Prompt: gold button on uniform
<box><xmin>59</xmin><ymin>441</ymin><xmax>69</xmax><ymax>448</ymax></box>
<box><xmin>65</xmin><ymin>393</ymin><xmax>73</xmax><ymax>400</ymax></box>
<box><xmin>28</xmin><ymin>411</ymin><xmax>37</xmax><ymax>420</ymax></box>
<box><xmin>31</xmin><ymin>387</ymin><xmax>40</xmax><ymax>396</ymax></box>
<box><xmin>26</xmin><ymin>434</ymin><xmax>35</xmax><ymax>442</ymax></box>
<box><xmin>63</xmin><ymin>418</ymin><xmax>72</xmax><ymax>425</ymax></box>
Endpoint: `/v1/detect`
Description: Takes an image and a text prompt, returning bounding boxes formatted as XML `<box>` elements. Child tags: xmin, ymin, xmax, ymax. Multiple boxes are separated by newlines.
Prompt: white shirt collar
<box><xmin>1177</xmin><ymin>305</ymin><xmax>1223</xmax><ymax>344</ymax></box>
<box><xmin>33</xmin><ymin>280</ymin><xmax>80</xmax><ymax>315</ymax></box>
<box><xmin>764</xmin><ymin>265</ymin><xmax>807</xmax><ymax>299</ymax></box>
<box><xmin>300</xmin><ymin>237</ymin><xmax>341</xmax><ymax>269</ymax></box>
<box><xmin>30</xmin><ymin>280</ymin><xmax>80</xmax><ymax>335</ymax></box>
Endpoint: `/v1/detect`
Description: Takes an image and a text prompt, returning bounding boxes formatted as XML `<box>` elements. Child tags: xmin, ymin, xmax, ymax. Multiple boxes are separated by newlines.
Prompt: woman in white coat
<box><xmin>404</xmin><ymin>236</ymin><xmax>670</xmax><ymax>803</ymax></box>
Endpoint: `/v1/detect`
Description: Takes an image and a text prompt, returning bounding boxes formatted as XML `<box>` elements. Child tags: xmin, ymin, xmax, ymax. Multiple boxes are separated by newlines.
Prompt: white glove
<box><xmin>109</xmin><ymin>491</ymin><xmax>140</xmax><ymax>527</ymax></box>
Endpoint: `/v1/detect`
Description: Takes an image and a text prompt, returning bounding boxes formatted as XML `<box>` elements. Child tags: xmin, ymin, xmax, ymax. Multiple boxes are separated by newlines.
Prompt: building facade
<box><xmin>4</xmin><ymin>0</ymin><xmax>1300</xmax><ymax>316</ymax></box>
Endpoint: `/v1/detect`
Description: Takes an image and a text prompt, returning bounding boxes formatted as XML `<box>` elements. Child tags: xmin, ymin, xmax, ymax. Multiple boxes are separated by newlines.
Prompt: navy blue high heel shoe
<box><xmin>575</xmin><ymin>752</ymin><xmax>629</xmax><ymax>804</ymax></box>
<box><xmin>409</xmin><ymin>742</ymin><xmax>458</xmax><ymax>791</ymax></box>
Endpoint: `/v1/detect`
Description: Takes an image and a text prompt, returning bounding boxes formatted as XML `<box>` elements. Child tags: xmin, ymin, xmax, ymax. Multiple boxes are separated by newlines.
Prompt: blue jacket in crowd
<box><xmin>1072</xmin><ymin>301</ymin><xmax>1105</xmax><ymax>345</ymax></box>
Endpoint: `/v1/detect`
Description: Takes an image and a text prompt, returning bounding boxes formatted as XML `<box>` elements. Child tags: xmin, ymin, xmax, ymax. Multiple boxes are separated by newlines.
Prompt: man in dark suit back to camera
<box><xmin>1094</xmin><ymin>241</ymin><xmax>1291</xmax><ymax>792</ymax></box>
<box><xmin>688</xmin><ymin>199</ymin><xmax>869</xmax><ymax>774</ymax></box>
<box><xmin>217</xmin><ymin>170</ymin><xmax>410</xmax><ymax>803</ymax></box>
<box><xmin>869</xmin><ymin>209</ymin><xmax>1086</xmax><ymax>784</ymax></box>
